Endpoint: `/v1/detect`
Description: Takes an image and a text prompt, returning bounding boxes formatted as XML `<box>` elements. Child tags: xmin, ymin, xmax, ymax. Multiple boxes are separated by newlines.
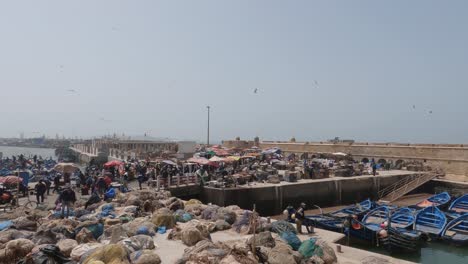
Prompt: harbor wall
<box><xmin>223</xmin><ymin>140</ymin><xmax>468</xmax><ymax>175</ymax></box>
<box><xmin>413</xmin><ymin>179</ymin><xmax>468</xmax><ymax>197</ymax></box>
<box><xmin>201</xmin><ymin>173</ymin><xmax>410</xmax><ymax>216</ymax></box>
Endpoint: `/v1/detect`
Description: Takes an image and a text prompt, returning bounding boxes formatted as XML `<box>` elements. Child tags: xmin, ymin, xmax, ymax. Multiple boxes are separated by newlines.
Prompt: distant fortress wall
<box><xmin>222</xmin><ymin>139</ymin><xmax>468</xmax><ymax>175</ymax></box>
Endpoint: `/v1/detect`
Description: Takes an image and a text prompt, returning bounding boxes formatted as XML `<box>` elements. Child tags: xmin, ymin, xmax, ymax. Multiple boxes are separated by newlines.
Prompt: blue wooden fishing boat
<box><xmin>305</xmin><ymin>214</ymin><xmax>344</xmax><ymax>233</ymax></box>
<box><xmin>362</xmin><ymin>206</ymin><xmax>391</xmax><ymax>228</ymax></box>
<box><xmin>329</xmin><ymin>199</ymin><xmax>374</xmax><ymax>219</ymax></box>
<box><xmin>379</xmin><ymin>208</ymin><xmax>422</xmax><ymax>253</ymax></box>
<box><xmin>448</xmin><ymin>194</ymin><xmax>468</xmax><ymax>215</ymax></box>
<box><xmin>348</xmin><ymin>206</ymin><xmax>391</xmax><ymax>242</ymax></box>
<box><xmin>416</xmin><ymin>192</ymin><xmax>451</xmax><ymax>209</ymax></box>
<box><xmin>415</xmin><ymin>206</ymin><xmax>447</xmax><ymax>236</ymax></box>
<box><xmin>441</xmin><ymin>214</ymin><xmax>468</xmax><ymax>245</ymax></box>
<box><xmin>349</xmin><ymin>206</ymin><xmax>422</xmax><ymax>252</ymax></box>
<box><xmin>390</xmin><ymin>207</ymin><xmax>417</xmax><ymax>229</ymax></box>
<box><xmin>380</xmin><ymin>227</ymin><xmax>422</xmax><ymax>253</ymax></box>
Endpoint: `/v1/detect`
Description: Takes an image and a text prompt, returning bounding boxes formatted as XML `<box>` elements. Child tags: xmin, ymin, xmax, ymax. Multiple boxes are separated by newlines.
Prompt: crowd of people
<box><xmin>0</xmin><ymin>146</ymin><xmax>398</xmax><ymax>219</ymax></box>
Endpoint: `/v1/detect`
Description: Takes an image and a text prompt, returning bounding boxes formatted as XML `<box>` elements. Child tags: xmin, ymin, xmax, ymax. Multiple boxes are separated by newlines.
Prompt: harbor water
<box><xmin>342</xmin><ymin>234</ymin><xmax>468</xmax><ymax>264</ymax></box>
<box><xmin>0</xmin><ymin>146</ymin><xmax>57</xmax><ymax>160</ymax></box>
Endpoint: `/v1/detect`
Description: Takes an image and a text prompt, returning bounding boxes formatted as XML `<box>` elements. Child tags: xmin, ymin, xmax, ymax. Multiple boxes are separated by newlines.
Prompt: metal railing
<box><xmin>378</xmin><ymin>173</ymin><xmax>438</xmax><ymax>202</ymax></box>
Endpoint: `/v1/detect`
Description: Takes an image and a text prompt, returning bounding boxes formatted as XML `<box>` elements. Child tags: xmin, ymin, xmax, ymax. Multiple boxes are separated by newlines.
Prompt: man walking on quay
<box><xmin>53</xmin><ymin>174</ymin><xmax>61</xmax><ymax>193</ymax></box>
<box><xmin>34</xmin><ymin>180</ymin><xmax>47</xmax><ymax>204</ymax></box>
<box><xmin>58</xmin><ymin>184</ymin><xmax>76</xmax><ymax>219</ymax></box>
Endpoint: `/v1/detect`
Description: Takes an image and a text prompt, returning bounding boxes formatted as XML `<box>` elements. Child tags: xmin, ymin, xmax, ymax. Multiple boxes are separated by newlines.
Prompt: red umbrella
<box><xmin>0</xmin><ymin>176</ymin><xmax>23</xmax><ymax>185</ymax></box>
<box><xmin>104</xmin><ymin>160</ymin><xmax>124</xmax><ymax>168</ymax></box>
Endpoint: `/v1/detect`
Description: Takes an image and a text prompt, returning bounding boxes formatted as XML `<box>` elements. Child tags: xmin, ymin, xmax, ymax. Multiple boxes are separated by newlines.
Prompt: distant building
<box><xmin>71</xmin><ymin>137</ymin><xmax>196</xmax><ymax>163</ymax></box>
<box><xmin>328</xmin><ymin>137</ymin><xmax>355</xmax><ymax>144</ymax></box>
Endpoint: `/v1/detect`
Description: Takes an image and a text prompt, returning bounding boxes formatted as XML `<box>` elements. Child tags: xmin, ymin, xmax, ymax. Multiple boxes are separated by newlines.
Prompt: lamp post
<box><xmin>206</xmin><ymin>106</ymin><xmax>210</xmax><ymax>146</ymax></box>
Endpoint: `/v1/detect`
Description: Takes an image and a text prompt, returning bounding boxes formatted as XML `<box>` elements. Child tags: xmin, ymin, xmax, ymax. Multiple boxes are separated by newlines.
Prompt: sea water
<box><xmin>343</xmin><ymin>237</ymin><xmax>467</xmax><ymax>264</ymax></box>
<box><xmin>0</xmin><ymin>146</ymin><xmax>57</xmax><ymax>160</ymax></box>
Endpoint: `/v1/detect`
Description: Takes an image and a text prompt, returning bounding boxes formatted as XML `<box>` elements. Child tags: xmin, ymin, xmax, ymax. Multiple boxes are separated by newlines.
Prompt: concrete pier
<box><xmin>201</xmin><ymin>171</ymin><xmax>422</xmax><ymax>216</ymax></box>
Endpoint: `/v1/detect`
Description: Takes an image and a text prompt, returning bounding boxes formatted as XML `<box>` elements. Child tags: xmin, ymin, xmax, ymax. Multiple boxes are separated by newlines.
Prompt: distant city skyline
<box><xmin>1</xmin><ymin>1</ymin><xmax>468</xmax><ymax>143</ymax></box>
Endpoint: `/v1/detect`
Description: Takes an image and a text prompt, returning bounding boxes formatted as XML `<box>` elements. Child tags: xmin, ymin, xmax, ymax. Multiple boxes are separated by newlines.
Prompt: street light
<box><xmin>207</xmin><ymin>106</ymin><xmax>210</xmax><ymax>146</ymax></box>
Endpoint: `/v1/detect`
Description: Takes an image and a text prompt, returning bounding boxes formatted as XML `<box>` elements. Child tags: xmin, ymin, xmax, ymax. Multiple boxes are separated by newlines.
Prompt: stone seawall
<box><xmin>201</xmin><ymin>172</ymin><xmax>414</xmax><ymax>216</ymax></box>
<box><xmin>223</xmin><ymin>140</ymin><xmax>468</xmax><ymax>175</ymax></box>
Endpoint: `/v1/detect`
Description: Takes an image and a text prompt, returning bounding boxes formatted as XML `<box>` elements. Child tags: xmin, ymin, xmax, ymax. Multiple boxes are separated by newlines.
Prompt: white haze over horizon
<box><xmin>1</xmin><ymin>1</ymin><xmax>468</xmax><ymax>144</ymax></box>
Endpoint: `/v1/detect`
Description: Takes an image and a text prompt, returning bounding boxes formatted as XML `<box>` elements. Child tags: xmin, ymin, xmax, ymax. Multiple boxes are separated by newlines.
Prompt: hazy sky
<box><xmin>1</xmin><ymin>1</ymin><xmax>467</xmax><ymax>143</ymax></box>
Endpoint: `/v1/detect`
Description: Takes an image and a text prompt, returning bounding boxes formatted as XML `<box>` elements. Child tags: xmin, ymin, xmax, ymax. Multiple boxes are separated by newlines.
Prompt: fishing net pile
<box><xmin>0</xmin><ymin>188</ymin><xmax>337</xmax><ymax>264</ymax></box>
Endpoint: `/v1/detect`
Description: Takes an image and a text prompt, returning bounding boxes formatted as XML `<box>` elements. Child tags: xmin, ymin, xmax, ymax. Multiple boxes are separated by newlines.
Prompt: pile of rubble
<box><xmin>0</xmin><ymin>189</ymin><xmax>337</xmax><ymax>264</ymax></box>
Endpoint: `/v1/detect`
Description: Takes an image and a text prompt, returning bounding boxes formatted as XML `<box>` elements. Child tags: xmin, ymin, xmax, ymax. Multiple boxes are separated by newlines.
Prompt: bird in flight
<box><xmin>253</xmin><ymin>88</ymin><xmax>258</xmax><ymax>94</ymax></box>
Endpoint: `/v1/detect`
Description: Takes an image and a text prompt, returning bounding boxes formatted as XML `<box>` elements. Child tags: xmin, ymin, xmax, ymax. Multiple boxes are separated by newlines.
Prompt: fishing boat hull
<box><xmin>305</xmin><ymin>215</ymin><xmax>344</xmax><ymax>233</ymax></box>
<box><xmin>441</xmin><ymin>214</ymin><xmax>468</xmax><ymax>246</ymax></box>
<box><xmin>380</xmin><ymin>227</ymin><xmax>422</xmax><ymax>253</ymax></box>
<box><xmin>348</xmin><ymin>219</ymin><xmax>382</xmax><ymax>243</ymax></box>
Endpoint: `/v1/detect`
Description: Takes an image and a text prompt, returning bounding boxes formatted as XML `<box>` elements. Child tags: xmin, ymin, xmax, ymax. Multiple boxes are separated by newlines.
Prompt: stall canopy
<box><xmin>162</xmin><ymin>160</ymin><xmax>178</xmax><ymax>166</ymax></box>
<box><xmin>0</xmin><ymin>176</ymin><xmax>23</xmax><ymax>184</ymax></box>
<box><xmin>261</xmin><ymin>147</ymin><xmax>282</xmax><ymax>155</ymax></box>
<box><xmin>225</xmin><ymin>156</ymin><xmax>241</xmax><ymax>162</ymax></box>
<box><xmin>188</xmin><ymin>157</ymin><xmax>210</xmax><ymax>165</ymax></box>
<box><xmin>104</xmin><ymin>160</ymin><xmax>124</xmax><ymax>168</ymax></box>
<box><xmin>211</xmin><ymin>148</ymin><xmax>230</xmax><ymax>156</ymax></box>
<box><xmin>187</xmin><ymin>157</ymin><xmax>219</xmax><ymax>167</ymax></box>
<box><xmin>209</xmin><ymin>156</ymin><xmax>225</xmax><ymax>162</ymax></box>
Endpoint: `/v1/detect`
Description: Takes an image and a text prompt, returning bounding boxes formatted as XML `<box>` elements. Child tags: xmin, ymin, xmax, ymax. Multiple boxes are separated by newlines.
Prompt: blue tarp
<box><xmin>157</xmin><ymin>226</ymin><xmax>166</xmax><ymax>234</ymax></box>
<box><xmin>99</xmin><ymin>203</ymin><xmax>116</xmax><ymax>218</ymax></box>
<box><xmin>104</xmin><ymin>188</ymin><xmax>116</xmax><ymax>200</ymax></box>
<box><xmin>0</xmin><ymin>220</ymin><xmax>13</xmax><ymax>231</ymax></box>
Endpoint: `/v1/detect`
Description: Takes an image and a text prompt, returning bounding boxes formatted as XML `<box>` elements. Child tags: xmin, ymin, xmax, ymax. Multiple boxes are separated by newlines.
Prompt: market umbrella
<box><xmin>162</xmin><ymin>160</ymin><xmax>178</xmax><ymax>166</ymax></box>
<box><xmin>104</xmin><ymin>160</ymin><xmax>124</xmax><ymax>168</ymax></box>
<box><xmin>226</xmin><ymin>156</ymin><xmax>241</xmax><ymax>161</ymax></box>
<box><xmin>209</xmin><ymin>156</ymin><xmax>225</xmax><ymax>162</ymax></box>
<box><xmin>187</xmin><ymin>157</ymin><xmax>218</xmax><ymax>167</ymax></box>
<box><xmin>187</xmin><ymin>157</ymin><xmax>210</xmax><ymax>165</ymax></box>
<box><xmin>0</xmin><ymin>176</ymin><xmax>23</xmax><ymax>184</ymax></box>
<box><xmin>210</xmin><ymin>148</ymin><xmax>230</xmax><ymax>156</ymax></box>
<box><xmin>52</xmin><ymin>163</ymin><xmax>79</xmax><ymax>173</ymax></box>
